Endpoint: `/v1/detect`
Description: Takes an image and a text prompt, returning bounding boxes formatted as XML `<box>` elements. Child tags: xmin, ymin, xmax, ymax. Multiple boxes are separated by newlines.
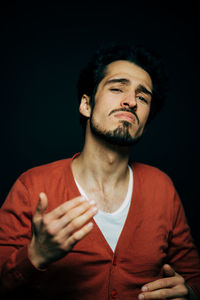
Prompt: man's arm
<box><xmin>138</xmin><ymin>187</ymin><xmax>200</xmax><ymax>300</ymax></box>
<box><xmin>0</xmin><ymin>178</ymin><xmax>97</xmax><ymax>292</ymax></box>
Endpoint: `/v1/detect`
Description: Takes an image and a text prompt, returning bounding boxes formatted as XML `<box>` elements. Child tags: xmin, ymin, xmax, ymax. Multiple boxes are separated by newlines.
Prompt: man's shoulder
<box><xmin>18</xmin><ymin>157</ymin><xmax>72</xmax><ymax>186</ymax></box>
<box><xmin>130</xmin><ymin>161</ymin><xmax>174</xmax><ymax>187</ymax></box>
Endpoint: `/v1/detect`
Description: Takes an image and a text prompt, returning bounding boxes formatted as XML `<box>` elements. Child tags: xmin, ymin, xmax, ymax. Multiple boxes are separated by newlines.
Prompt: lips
<box><xmin>114</xmin><ymin>112</ymin><xmax>136</xmax><ymax>123</ymax></box>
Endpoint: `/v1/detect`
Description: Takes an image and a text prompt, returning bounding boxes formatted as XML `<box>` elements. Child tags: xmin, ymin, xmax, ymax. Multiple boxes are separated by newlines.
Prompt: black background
<box><xmin>0</xmin><ymin>1</ymin><xmax>199</xmax><ymax>252</ymax></box>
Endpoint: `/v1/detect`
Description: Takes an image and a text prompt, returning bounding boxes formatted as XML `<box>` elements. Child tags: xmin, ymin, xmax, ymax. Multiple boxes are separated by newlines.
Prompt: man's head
<box><xmin>77</xmin><ymin>44</ymin><xmax>168</xmax><ymax>146</ymax></box>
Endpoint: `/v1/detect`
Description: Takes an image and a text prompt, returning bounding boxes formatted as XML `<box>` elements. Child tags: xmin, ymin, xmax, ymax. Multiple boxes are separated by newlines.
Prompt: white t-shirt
<box><xmin>75</xmin><ymin>165</ymin><xmax>133</xmax><ymax>252</ymax></box>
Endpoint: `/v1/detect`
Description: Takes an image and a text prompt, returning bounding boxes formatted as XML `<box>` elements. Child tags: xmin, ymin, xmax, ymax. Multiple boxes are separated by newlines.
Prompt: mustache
<box><xmin>108</xmin><ymin>108</ymin><xmax>139</xmax><ymax>124</ymax></box>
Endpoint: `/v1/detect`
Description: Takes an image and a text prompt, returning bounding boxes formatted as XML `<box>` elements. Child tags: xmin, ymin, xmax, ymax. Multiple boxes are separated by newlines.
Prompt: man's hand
<box><xmin>138</xmin><ymin>264</ymin><xmax>191</xmax><ymax>299</ymax></box>
<box><xmin>28</xmin><ymin>192</ymin><xmax>97</xmax><ymax>269</ymax></box>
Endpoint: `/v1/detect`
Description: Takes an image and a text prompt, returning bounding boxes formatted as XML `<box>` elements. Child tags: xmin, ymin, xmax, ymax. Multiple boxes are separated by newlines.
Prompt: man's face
<box><xmin>89</xmin><ymin>60</ymin><xmax>153</xmax><ymax>146</ymax></box>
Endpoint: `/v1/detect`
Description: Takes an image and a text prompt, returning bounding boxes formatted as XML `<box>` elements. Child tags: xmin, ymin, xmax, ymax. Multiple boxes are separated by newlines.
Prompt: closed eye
<box><xmin>137</xmin><ymin>95</ymin><xmax>148</xmax><ymax>104</ymax></box>
<box><xmin>110</xmin><ymin>88</ymin><xmax>123</xmax><ymax>92</ymax></box>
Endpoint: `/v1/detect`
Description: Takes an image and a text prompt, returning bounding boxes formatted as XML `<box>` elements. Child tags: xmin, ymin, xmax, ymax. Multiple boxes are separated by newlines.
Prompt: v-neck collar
<box><xmin>67</xmin><ymin>153</ymin><xmax>141</xmax><ymax>257</ymax></box>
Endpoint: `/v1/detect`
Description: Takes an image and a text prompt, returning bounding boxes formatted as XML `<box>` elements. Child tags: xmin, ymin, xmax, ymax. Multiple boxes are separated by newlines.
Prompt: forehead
<box><xmin>100</xmin><ymin>60</ymin><xmax>152</xmax><ymax>90</ymax></box>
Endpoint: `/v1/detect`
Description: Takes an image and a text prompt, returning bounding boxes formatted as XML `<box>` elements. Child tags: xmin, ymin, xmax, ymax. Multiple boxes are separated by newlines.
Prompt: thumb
<box><xmin>34</xmin><ymin>192</ymin><xmax>48</xmax><ymax>218</ymax></box>
<box><xmin>162</xmin><ymin>264</ymin><xmax>176</xmax><ymax>277</ymax></box>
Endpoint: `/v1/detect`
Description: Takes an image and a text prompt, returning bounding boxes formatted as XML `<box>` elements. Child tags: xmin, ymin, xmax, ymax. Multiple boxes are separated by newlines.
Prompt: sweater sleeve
<box><xmin>167</xmin><ymin>190</ymin><xmax>200</xmax><ymax>299</ymax></box>
<box><xmin>0</xmin><ymin>177</ymin><xmax>45</xmax><ymax>293</ymax></box>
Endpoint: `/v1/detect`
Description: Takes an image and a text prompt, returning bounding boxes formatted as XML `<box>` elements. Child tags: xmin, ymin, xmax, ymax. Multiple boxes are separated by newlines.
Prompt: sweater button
<box><xmin>113</xmin><ymin>257</ymin><xmax>117</xmax><ymax>266</ymax></box>
<box><xmin>111</xmin><ymin>289</ymin><xmax>117</xmax><ymax>298</ymax></box>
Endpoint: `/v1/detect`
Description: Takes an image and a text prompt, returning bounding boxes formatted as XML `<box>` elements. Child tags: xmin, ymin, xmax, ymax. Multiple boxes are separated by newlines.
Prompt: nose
<box><xmin>120</xmin><ymin>92</ymin><xmax>137</xmax><ymax>110</ymax></box>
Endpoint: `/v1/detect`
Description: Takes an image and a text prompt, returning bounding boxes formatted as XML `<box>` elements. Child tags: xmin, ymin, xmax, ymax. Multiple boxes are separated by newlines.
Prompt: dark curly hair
<box><xmin>77</xmin><ymin>43</ymin><xmax>168</xmax><ymax>132</ymax></box>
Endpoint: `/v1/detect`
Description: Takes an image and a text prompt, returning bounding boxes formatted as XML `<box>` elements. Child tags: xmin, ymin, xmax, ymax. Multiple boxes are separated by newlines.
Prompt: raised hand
<box><xmin>28</xmin><ymin>192</ymin><xmax>97</xmax><ymax>269</ymax></box>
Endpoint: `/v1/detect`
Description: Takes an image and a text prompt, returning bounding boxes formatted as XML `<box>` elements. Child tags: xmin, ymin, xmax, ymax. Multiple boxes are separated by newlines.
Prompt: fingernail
<box><xmin>79</xmin><ymin>196</ymin><xmax>85</xmax><ymax>202</ymax></box>
<box><xmin>91</xmin><ymin>206</ymin><xmax>97</xmax><ymax>212</ymax></box>
<box><xmin>86</xmin><ymin>222</ymin><xmax>93</xmax><ymax>228</ymax></box>
<box><xmin>138</xmin><ymin>294</ymin><xmax>145</xmax><ymax>300</ymax></box>
<box><xmin>89</xmin><ymin>199</ymin><xmax>96</xmax><ymax>205</ymax></box>
<box><xmin>141</xmin><ymin>286</ymin><xmax>148</xmax><ymax>292</ymax></box>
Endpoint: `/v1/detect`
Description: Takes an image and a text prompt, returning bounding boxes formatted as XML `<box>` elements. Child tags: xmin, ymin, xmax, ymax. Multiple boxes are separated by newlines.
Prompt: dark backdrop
<box><xmin>0</xmin><ymin>1</ymin><xmax>199</xmax><ymax>252</ymax></box>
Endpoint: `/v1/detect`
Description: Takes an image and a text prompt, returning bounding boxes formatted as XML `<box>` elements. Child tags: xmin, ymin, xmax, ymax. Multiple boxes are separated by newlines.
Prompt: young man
<box><xmin>0</xmin><ymin>45</ymin><xmax>200</xmax><ymax>299</ymax></box>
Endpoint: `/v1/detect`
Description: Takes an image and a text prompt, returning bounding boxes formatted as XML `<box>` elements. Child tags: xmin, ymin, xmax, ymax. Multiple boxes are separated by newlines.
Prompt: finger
<box><xmin>171</xmin><ymin>298</ymin><xmax>187</xmax><ymax>300</ymax></box>
<box><xmin>59</xmin><ymin>204</ymin><xmax>98</xmax><ymax>239</ymax></box>
<box><xmin>33</xmin><ymin>192</ymin><xmax>48</xmax><ymax>220</ymax></box>
<box><xmin>141</xmin><ymin>276</ymin><xmax>180</xmax><ymax>292</ymax></box>
<box><xmin>162</xmin><ymin>264</ymin><xmax>176</xmax><ymax>277</ymax></box>
<box><xmin>138</xmin><ymin>287</ymin><xmax>184</xmax><ymax>299</ymax></box>
<box><xmin>46</xmin><ymin>200</ymin><xmax>96</xmax><ymax>234</ymax></box>
<box><xmin>65</xmin><ymin>221</ymin><xmax>94</xmax><ymax>248</ymax></box>
<box><xmin>45</xmin><ymin>196</ymin><xmax>87</xmax><ymax>221</ymax></box>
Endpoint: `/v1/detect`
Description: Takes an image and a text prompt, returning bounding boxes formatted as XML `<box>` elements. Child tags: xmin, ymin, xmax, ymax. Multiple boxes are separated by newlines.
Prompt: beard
<box><xmin>90</xmin><ymin>116</ymin><xmax>143</xmax><ymax>147</ymax></box>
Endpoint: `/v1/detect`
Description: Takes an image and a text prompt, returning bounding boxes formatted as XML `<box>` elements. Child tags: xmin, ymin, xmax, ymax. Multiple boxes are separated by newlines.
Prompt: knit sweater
<box><xmin>0</xmin><ymin>154</ymin><xmax>200</xmax><ymax>299</ymax></box>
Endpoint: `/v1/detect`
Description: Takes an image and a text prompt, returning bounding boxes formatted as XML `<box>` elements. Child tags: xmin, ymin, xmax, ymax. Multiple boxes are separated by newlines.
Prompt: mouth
<box><xmin>114</xmin><ymin>112</ymin><xmax>136</xmax><ymax>123</ymax></box>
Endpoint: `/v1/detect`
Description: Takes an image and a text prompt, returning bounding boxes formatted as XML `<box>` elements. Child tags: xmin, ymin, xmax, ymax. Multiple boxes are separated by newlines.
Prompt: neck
<box><xmin>72</xmin><ymin>127</ymin><xmax>131</xmax><ymax>189</ymax></box>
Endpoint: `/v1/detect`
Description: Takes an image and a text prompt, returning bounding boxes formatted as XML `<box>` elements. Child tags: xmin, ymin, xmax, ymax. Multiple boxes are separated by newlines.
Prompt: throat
<box><xmin>74</xmin><ymin>166</ymin><xmax>132</xmax><ymax>213</ymax></box>
<box><xmin>96</xmin><ymin>193</ymin><xmax>126</xmax><ymax>213</ymax></box>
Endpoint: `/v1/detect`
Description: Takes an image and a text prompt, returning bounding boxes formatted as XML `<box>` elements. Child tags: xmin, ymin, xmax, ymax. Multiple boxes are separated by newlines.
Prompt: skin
<box><xmin>89</xmin><ymin>61</ymin><xmax>152</xmax><ymax>142</ymax></box>
<box><xmin>139</xmin><ymin>264</ymin><xmax>190</xmax><ymax>300</ymax></box>
<box><xmin>73</xmin><ymin>61</ymin><xmax>153</xmax><ymax>212</ymax></box>
<box><xmin>28</xmin><ymin>193</ymin><xmax>98</xmax><ymax>269</ymax></box>
<box><xmin>28</xmin><ymin>60</ymin><xmax>192</xmax><ymax>298</ymax></box>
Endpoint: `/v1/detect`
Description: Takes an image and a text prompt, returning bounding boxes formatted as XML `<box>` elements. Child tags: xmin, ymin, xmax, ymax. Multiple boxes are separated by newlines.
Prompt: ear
<box><xmin>79</xmin><ymin>94</ymin><xmax>91</xmax><ymax>118</ymax></box>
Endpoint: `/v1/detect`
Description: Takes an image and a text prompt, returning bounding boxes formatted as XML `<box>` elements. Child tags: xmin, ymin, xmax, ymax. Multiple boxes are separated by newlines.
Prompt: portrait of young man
<box><xmin>0</xmin><ymin>44</ymin><xmax>200</xmax><ymax>300</ymax></box>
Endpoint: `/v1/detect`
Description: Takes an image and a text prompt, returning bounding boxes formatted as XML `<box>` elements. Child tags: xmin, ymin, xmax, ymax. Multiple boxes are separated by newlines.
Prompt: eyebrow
<box><xmin>136</xmin><ymin>84</ymin><xmax>152</xmax><ymax>97</ymax></box>
<box><xmin>103</xmin><ymin>78</ymin><xmax>131</xmax><ymax>86</ymax></box>
<box><xmin>103</xmin><ymin>78</ymin><xmax>152</xmax><ymax>97</ymax></box>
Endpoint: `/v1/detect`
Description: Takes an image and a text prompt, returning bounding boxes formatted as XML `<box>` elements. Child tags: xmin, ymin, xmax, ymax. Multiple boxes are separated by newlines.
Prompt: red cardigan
<box><xmin>0</xmin><ymin>155</ymin><xmax>200</xmax><ymax>299</ymax></box>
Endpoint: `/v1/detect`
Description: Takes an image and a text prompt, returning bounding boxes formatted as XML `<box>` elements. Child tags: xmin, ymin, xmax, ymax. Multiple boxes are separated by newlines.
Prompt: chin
<box><xmin>90</xmin><ymin>119</ymin><xmax>144</xmax><ymax>147</ymax></box>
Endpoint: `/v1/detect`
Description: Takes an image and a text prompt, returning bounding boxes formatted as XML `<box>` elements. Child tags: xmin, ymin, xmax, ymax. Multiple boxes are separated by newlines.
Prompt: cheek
<box><xmin>92</xmin><ymin>97</ymin><xmax>112</xmax><ymax>119</ymax></box>
<box><xmin>137</xmin><ymin>109</ymin><xmax>149</xmax><ymax>124</ymax></box>
<box><xmin>91</xmin><ymin>103</ymin><xmax>107</xmax><ymax>123</ymax></box>
<box><xmin>144</xmin><ymin>108</ymin><xmax>151</xmax><ymax>121</ymax></box>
